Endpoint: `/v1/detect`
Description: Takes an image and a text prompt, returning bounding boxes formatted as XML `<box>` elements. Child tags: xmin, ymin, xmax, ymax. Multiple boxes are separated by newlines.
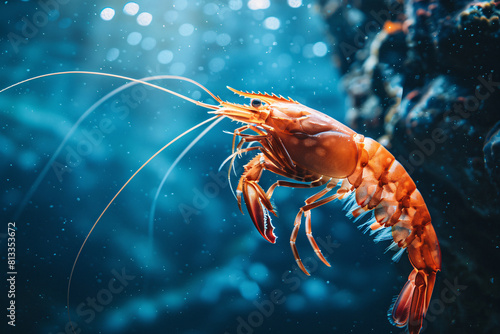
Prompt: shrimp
<box><xmin>212</xmin><ymin>88</ymin><xmax>442</xmax><ymax>334</ymax></box>
<box><xmin>1</xmin><ymin>72</ymin><xmax>441</xmax><ymax>334</ymax></box>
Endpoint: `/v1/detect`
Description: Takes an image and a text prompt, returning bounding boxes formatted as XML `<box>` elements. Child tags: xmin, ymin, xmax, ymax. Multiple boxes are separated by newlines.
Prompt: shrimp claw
<box><xmin>237</xmin><ymin>154</ymin><xmax>278</xmax><ymax>243</ymax></box>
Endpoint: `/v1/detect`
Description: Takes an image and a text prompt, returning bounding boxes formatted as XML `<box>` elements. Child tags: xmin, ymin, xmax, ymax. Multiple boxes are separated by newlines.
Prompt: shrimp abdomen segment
<box><xmin>344</xmin><ymin>136</ymin><xmax>441</xmax><ymax>334</ymax></box>
<box><xmin>348</xmin><ymin>138</ymin><xmax>423</xmax><ymax>235</ymax></box>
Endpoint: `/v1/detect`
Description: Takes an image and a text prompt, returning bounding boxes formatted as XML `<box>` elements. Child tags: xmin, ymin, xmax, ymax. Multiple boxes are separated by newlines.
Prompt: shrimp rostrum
<box><xmin>214</xmin><ymin>88</ymin><xmax>441</xmax><ymax>334</ymax></box>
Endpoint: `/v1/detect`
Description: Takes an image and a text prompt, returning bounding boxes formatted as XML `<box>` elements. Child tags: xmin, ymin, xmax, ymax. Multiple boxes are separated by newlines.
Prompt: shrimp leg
<box><xmin>291</xmin><ymin>182</ymin><xmax>340</xmax><ymax>275</ymax></box>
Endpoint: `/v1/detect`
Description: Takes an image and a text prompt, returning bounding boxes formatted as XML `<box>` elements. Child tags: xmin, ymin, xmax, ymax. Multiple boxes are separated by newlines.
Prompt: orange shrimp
<box><xmin>1</xmin><ymin>72</ymin><xmax>441</xmax><ymax>334</ymax></box>
<box><xmin>216</xmin><ymin>88</ymin><xmax>442</xmax><ymax>334</ymax></box>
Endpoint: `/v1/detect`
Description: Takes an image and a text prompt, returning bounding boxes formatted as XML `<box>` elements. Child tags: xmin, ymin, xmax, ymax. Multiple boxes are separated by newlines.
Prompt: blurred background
<box><xmin>1</xmin><ymin>1</ymin><xmax>423</xmax><ymax>334</ymax></box>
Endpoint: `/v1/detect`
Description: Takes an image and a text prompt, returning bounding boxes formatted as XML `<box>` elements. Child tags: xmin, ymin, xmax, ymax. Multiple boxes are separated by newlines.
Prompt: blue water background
<box><xmin>1</xmin><ymin>1</ymin><xmax>405</xmax><ymax>333</ymax></box>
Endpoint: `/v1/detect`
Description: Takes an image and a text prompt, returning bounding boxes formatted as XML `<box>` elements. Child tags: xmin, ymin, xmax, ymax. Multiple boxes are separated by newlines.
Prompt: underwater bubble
<box><xmin>19</xmin><ymin>151</ymin><xmax>37</xmax><ymax>170</ymax></box>
<box><xmin>248</xmin><ymin>263</ymin><xmax>269</xmax><ymax>283</ymax></box>
<box><xmin>106</xmin><ymin>48</ymin><xmax>120</xmax><ymax>61</ymax></box>
<box><xmin>127</xmin><ymin>32</ymin><xmax>142</xmax><ymax>46</ymax></box>
<box><xmin>157</xmin><ymin>50</ymin><xmax>174</xmax><ymax>64</ymax></box>
<box><xmin>303</xmin><ymin>279</ymin><xmax>327</xmax><ymax>299</ymax></box>
<box><xmin>136</xmin><ymin>300</ymin><xmax>156</xmax><ymax>322</ymax></box>
<box><xmin>262</xmin><ymin>33</ymin><xmax>276</xmax><ymax>46</ymax></box>
<box><xmin>313</xmin><ymin>41</ymin><xmax>328</xmax><ymax>57</ymax></box>
<box><xmin>123</xmin><ymin>2</ymin><xmax>139</xmax><ymax>16</ymax></box>
<box><xmin>203</xmin><ymin>3</ymin><xmax>219</xmax><ymax>15</ymax></box>
<box><xmin>209</xmin><ymin>57</ymin><xmax>225</xmax><ymax>72</ymax></box>
<box><xmin>141</xmin><ymin>37</ymin><xmax>156</xmax><ymax>50</ymax></box>
<box><xmin>48</xmin><ymin>10</ymin><xmax>60</xmax><ymax>21</ymax></box>
<box><xmin>137</xmin><ymin>12</ymin><xmax>153</xmax><ymax>26</ymax></box>
<box><xmin>229</xmin><ymin>0</ymin><xmax>243</xmax><ymax>10</ymax></box>
<box><xmin>174</xmin><ymin>0</ymin><xmax>188</xmax><ymax>10</ymax></box>
<box><xmin>248</xmin><ymin>0</ymin><xmax>270</xmax><ymax>10</ymax></box>
<box><xmin>302</xmin><ymin>43</ymin><xmax>315</xmax><ymax>58</ymax></box>
<box><xmin>264</xmin><ymin>17</ymin><xmax>280</xmax><ymax>30</ymax></box>
<box><xmin>239</xmin><ymin>280</ymin><xmax>260</xmax><ymax>300</ymax></box>
<box><xmin>288</xmin><ymin>0</ymin><xmax>302</xmax><ymax>8</ymax></box>
<box><xmin>179</xmin><ymin>23</ymin><xmax>195</xmax><ymax>37</ymax></box>
<box><xmin>216</xmin><ymin>33</ymin><xmax>231</xmax><ymax>46</ymax></box>
<box><xmin>169</xmin><ymin>62</ymin><xmax>186</xmax><ymax>76</ymax></box>
<box><xmin>163</xmin><ymin>10</ymin><xmax>178</xmax><ymax>23</ymax></box>
<box><xmin>100</xmin><ymin>7</ymin><xmax>115</xmax><ymax>21</ymax></box>
<box><xmin>203</xmin><ymin>30</ymin><xmax>217</xmax><ymax>43</ymax></box>
<box><xmin>191</xmin><ymin>90</ymin><xmax>201</xmax><ymax>100</ymax></box>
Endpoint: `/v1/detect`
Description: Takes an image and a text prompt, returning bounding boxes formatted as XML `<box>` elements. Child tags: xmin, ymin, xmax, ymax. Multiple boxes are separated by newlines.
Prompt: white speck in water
<box><xmin>287</xmin><ymin>0</ymin><xmax>302</xmax><ymax>8</ymax></box>
<box><xmin>209</xmin><ymin>57</ymin><xmax>225</xmax><ymax>72</ymax></box>
<box><xmin>229</xmin><ymin>0</ymin><xmax>243</xmax><ymax>10</ymax></box>
<box><xmin>141</xmin><ymin>37</ymin><xmax>156</xmax><ymax>50</ymax></box>
<box><xmin>127</xmin><ymin>32</ymin><xmax>142</xmax><ymax>45</ymax></box>
<box><xmin>313</xmin><ymin>41</ymin><xmax>328</xmax><ymax>57</ymax></box>
<box><xmin>157</xmin><ymin>50</ymin><xmax>174</xmax><ymax>64</ymax></box>
<box><xmin>100</xmin><ymin>7</ymin><xmax>115</xmax><ymax>21</ymax></box>
<box><xmin>123</xmin><ymin>2</ymin><xmax>139</xmax><ymax>16</ymax></box>
<box><xmin>106</xmin><ymin>48</ymin><xmax>120</xmax><ymax>61</ymax></box>
<box><xmin>179</xmin><ymin>23</ymin><xmax>195</xmax><ymax>36</ymax></box>
<box><xmin>216</xmin><ymin>33</ymin><xmax>231</xmax><ymax>46</ymax></box>
<box><xmin>137</xmin><ymin>12</ymin><xmax>153</xmax><ymax>26</ymax></box>
<box><xmin>264</xmin><ymin>17</ymin><xmax>280</xmax><ymax>30</ymax></box>
<box><xmin>169</xmin><ymin>62</ymin><xmax>186</xmax><ymax>76</ymax></box>
<box><xmin>247</xmin><ymin>0</ymin><xmax>270</xmax><ymax>10</ymax></box>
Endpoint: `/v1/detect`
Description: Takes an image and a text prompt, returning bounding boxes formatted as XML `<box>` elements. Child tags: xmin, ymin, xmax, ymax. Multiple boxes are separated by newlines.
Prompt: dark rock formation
<box><xmin>319</xmin><ymin>0</ymin><xmax>500</xmax><ymax>333</ymax></box>
<box><xmin>319</xmin><ymin>0</ymin><xmax>500</xmax><ymax>216</ymax></box>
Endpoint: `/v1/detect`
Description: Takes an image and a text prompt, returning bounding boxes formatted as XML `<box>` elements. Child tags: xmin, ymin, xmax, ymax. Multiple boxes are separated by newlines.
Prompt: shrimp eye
<box><xmin>251</xmin><ymin>99</ymin><xmax>262</xmax><ymax>109</ymax></box>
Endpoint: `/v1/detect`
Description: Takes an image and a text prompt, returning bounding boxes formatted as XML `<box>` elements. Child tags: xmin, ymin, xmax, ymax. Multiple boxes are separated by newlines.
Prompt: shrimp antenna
<box><xmin>0</xmin><ymin>70</ymin><xmax>221</xmax><ymax>110</ymax></box>
<box><xmin>67</xmin><ymin>114</ymin><xmax>222</xmax><ymax>334</ymax></box>
<box><xmin>0</xmin><ymin>70</ymin><xmax>225</xmax><ymax>333</ymax></box>
<box><xmin>148</xmin><ymin>115</ymin><xmax>226</xmax><ymax>252</ymax></box>
<box><xmin>10</xmin><ymin>75</ymin><xmax>214</xmax><ymax>222</ymax></box>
